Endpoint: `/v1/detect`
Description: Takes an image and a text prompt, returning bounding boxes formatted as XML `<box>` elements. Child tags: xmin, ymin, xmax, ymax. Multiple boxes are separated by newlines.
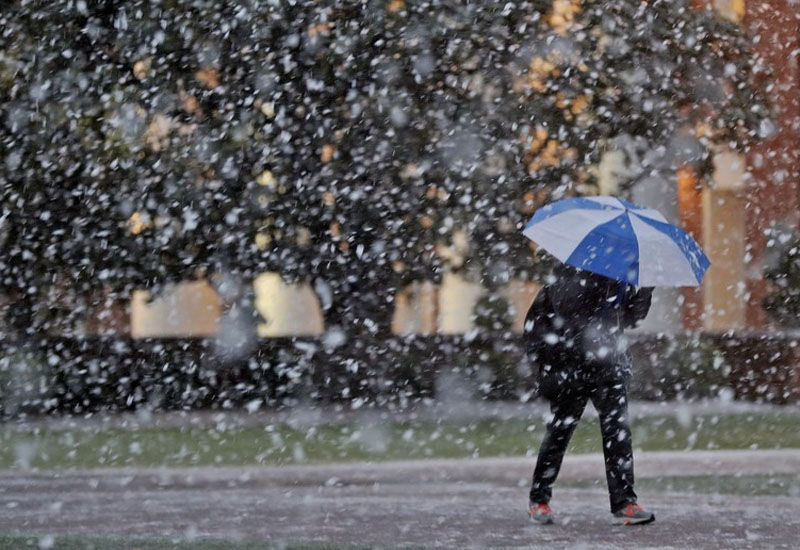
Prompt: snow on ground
<box><xmin>1</xmin><ymin>449</ymin><xmax>799</xmax><ymax>549</ymax></box>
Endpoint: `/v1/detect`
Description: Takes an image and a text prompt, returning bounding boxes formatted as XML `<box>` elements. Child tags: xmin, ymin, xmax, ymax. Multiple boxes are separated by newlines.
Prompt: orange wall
<box><xmin>677</xmin><ymin>166</ymin><xmax>705</xmax><ymax>331</ymax></box>
<box><xmin>743</xmin><ymin>1</ymin><xmax>800</xmax><ymax>329</ymax></box>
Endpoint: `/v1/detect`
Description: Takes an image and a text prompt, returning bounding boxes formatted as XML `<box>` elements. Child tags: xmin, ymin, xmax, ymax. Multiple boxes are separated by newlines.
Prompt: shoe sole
<box><xmin>529</xmin><ymin>515</ymin><xmax>554</xmax><ymax>525</ymax></box>
<box><xmin>616</xmin><ymin>514</ymin><xmax>655</xmax><ymax>526</ymax></box>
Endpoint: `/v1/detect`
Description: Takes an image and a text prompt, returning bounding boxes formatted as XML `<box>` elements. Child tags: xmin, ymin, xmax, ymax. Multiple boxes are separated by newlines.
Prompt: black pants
<box><xmin>529</xmin><ymin>377</ymin><xmax>637</xmax><ymax>513</ymax></box>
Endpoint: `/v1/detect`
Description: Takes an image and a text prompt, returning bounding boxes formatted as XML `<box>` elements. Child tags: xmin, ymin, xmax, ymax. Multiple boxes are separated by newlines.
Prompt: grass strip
<box><xmin>0</xmin><ymin>534</ymin><xmax>381</xmax><ymax>550</ymax></box>
<box><xmin>2</xmin><ymin>412</ymin><xmax>799</xmax><ymax>470</ymax></box>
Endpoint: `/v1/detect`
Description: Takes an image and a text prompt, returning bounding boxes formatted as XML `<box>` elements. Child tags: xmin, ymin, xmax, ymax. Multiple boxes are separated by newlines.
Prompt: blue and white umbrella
<box><xmin>522</xmin><ymin>196</ymin><xmax>710</xmax><ymax>287</ymax></box>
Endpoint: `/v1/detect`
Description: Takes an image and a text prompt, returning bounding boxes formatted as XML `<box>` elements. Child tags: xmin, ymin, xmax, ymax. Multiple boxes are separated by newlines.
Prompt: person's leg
<box><xmin>591</xmin><ymin>380</ymin><xmax>637</xmax><ymax>513</ymax></box>
<box><xmin>529</xmin><ymin>391</ymin><xmax>589</xmax><ymax>505</ymax></box>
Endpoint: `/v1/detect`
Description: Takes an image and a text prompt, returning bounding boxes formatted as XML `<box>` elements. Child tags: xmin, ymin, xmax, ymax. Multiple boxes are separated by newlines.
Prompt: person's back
<box><xmin>525</xmin><ymin>266</ymin><xmax>652</xmax><ymax>397</ymax></box>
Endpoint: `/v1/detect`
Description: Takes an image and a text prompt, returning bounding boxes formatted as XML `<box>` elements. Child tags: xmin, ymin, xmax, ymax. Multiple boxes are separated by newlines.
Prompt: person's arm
<box><xmin>523</xmin><ymin>287</ymin><xmax>553</xmax><ymax>360</ymax></box>
<box><xmin>622</xmin><ymin>286</ymin><xmax>654</xmax><ymax>328</ymax></box>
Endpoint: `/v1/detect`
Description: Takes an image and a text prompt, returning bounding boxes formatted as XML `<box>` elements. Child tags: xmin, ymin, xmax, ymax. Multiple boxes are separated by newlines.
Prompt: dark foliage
<box><xmin>3</xmin><ymin>332</ymin><xmax>797</xmax><ymax>418</ymax></box>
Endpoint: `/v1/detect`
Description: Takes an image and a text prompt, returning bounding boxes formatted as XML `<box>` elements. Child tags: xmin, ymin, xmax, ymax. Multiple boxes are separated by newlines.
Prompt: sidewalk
<box><xmin>2</xmin><ymin>449</ymin><xmax>799</xmax><ymax>549</ymax></box>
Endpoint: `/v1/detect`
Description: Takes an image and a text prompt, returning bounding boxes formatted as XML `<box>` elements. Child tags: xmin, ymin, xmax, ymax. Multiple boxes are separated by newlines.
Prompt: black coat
<box><xmin>524</xmin><ymin>267</ymin><xmax>653</xmax><ymax>397</ymax></box>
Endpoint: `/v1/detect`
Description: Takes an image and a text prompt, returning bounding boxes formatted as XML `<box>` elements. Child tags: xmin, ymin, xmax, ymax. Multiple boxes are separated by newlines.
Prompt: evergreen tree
<box><xmin>764</xmin><ymin>232</ymin><xmax>800</xmax><ymax>328</ymax></box>
<box><xmin>1</xmin><ymin>0</ymin><xmax>767</xmax><ymax>351</ymax></box>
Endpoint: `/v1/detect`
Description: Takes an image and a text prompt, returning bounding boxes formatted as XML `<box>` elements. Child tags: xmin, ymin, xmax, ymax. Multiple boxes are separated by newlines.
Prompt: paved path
<box><xmin>1</xmin><ymin>449</ymin><xmax>799</xmax><ymax>549</ymax></box>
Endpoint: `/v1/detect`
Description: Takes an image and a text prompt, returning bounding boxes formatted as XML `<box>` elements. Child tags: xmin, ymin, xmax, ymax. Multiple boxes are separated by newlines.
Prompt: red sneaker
<box><xmin>528</xmin><ymin>502</ymin><xmax>554</xmax><ymax>525</ymax></box>
<box><xmin>613</xmin><ymin>503</ymin><xmax>655</xmax><ymax>525</ymax></box>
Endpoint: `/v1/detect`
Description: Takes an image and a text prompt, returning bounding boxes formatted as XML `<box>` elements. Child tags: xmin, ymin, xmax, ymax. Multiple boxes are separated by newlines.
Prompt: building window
<box><xmin>713</xmin><ymin>0</ymin><xmax>745</xmax><ymax>22</ymax></box>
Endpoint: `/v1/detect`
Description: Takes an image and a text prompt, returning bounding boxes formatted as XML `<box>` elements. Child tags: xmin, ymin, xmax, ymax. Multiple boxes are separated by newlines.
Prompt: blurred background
<box><xmin>0</xmin><ymin>0</ymin><xmax>799</xmax><ymax>418</ymax></box>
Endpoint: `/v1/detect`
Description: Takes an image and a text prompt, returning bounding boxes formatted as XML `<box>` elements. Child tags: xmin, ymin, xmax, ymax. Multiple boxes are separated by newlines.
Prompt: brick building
<box><xmin>678</xmin><ymin>0</ymin><xmax>800</xmax><ymax>332</ymax></box>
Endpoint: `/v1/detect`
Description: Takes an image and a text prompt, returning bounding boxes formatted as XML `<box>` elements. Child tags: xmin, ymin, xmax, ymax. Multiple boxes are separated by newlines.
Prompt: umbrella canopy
<box><xmin>522</xmin><ymin>196</ymin><xmax>710</xmax><ymax>287</ymax></box>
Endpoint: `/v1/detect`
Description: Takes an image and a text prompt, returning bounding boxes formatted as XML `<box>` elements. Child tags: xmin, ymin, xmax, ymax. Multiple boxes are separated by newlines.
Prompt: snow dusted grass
<box><xmin>0</xmin><ymin>534</ymin><xmax>367</xmax><ymax>550</ymax></box>
<box><xmin>1</xmin><ymin>409</ymin><xmax>799</xmax><ymax>470</ymax></box>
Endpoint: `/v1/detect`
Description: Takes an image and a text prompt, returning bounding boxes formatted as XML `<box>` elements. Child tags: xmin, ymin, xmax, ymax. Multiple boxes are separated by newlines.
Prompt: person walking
<box><xmin>524</xmin><ymin>264</ymin><xmax>656</xmax><ymax>526</ymax></box>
